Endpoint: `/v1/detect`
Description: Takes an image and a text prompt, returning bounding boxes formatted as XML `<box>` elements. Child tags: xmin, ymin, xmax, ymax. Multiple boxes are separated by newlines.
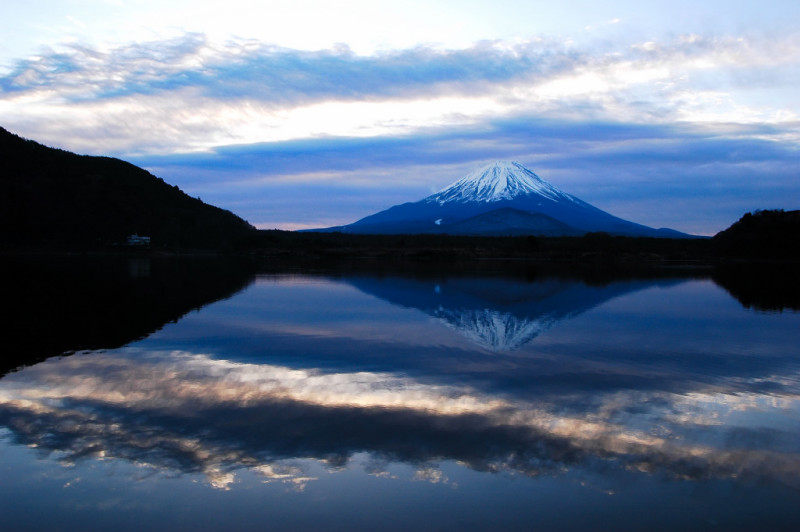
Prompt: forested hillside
<box><xmin>0</xmin><ymin>127</ymin><xmax>255</xmax><ymax>250</ymax></box>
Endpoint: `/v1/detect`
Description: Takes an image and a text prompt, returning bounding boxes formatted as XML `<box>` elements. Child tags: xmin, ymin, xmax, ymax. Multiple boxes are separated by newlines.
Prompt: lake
<box><xmin>1</xmin><ymin>257</ymin><xmax>799</xmax><ymax>531</ymax></box>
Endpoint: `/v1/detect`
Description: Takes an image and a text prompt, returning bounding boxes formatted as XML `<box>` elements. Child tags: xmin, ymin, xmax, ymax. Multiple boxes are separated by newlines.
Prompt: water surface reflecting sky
<box><xmin>2</xmin><ymin>269</ymin><xmax>799</xmax><ymax>530</ymax></box>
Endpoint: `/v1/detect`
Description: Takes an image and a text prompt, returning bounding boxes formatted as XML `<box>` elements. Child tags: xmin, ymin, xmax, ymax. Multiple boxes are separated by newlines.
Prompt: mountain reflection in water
<box><xmin>347</xmin><ymin>275</ymin><xmax>683</xmax><ymax>350</ymax></box>
<box><xmin>1</xmin><ymin>256</ymin><xmax>253</xmax><ymax>374</ymax></box>
<box><xmin>1</xmin><ymin>262</ymin><xmax>799</xmax><ymax>530</ymax></box>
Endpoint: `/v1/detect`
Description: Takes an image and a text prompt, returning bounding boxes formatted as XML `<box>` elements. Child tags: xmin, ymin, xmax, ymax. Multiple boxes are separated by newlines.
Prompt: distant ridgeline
<box><xmin>713</xmin><ymin>209</ymin><xmax>800</xmax><ymax>259</ymax></box>
<box><xmin>0</xmin><ymin>127</ymin><xmax>256</xmax><ymax>250</ymax></box>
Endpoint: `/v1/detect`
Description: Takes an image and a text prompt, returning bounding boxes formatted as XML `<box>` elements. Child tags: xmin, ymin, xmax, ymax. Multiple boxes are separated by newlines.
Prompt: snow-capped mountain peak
<box><xmin>428</xmin><ymin>161</ymin><xmax>576</xmax><ymax>205</ymax></box>
<box><xmin>312</xmin><ymin>159</ymin><xmax>692</xmax><ymax>238</ymax></box>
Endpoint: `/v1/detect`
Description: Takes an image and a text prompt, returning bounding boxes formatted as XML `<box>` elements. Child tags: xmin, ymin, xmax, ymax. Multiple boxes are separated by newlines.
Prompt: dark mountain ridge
<box><xmin>0</xmin><ymin>126</ymin><xmax>256</xmax><ymax>250</ymax></box>
<box><xmin>713</xmin><ymin>209</ymin><xmax>800</xmax><ymax>259</ymax></box>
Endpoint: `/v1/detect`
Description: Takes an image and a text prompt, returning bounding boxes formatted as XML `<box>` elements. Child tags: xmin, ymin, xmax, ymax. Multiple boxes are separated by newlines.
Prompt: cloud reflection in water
<box><xmin>1</xmin><ymin>348</ymin><xmax>798</xmax><ymax>490</ymax></box>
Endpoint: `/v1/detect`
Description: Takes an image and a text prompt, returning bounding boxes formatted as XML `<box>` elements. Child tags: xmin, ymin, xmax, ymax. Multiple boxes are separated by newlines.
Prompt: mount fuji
<box><xmin>346</xmin><ymin>275</ymin><xmax>685</xmax><ymax>351</ymax></box>
<box><xmin>316</xmin><ymin>161</ymin><xmax>690</xmax><ymax>237</ymax></box>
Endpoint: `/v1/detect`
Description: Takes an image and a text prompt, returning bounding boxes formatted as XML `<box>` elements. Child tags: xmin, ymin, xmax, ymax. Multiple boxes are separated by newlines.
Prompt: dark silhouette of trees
<box><xmin>713</xmin><ymin>209</ymin><xmax>800</xmax><ymax>259</ymax></box>
<box><xmin>0</xmin><ymin>127</ymin><xmax>256</xmax><ymax>250</ymax></box>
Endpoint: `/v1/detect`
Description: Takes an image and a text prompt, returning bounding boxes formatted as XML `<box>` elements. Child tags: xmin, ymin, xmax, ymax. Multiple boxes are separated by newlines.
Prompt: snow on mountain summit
<box><xmin>428</xmin><ymin>161</ymin><xmax>577</xmax><ymax>205</ymax></box>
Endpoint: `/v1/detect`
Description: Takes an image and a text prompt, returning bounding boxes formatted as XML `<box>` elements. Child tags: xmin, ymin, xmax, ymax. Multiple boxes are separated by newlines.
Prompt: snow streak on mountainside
<box><xmin>428</xmin><ymin>161</ymin><xmax>580</xmax><ymax>205</ymax></box>
<box><xmin>433</xmin><ymin>307</ymin><xmax>559</xmax><ymax>351</ymax></box>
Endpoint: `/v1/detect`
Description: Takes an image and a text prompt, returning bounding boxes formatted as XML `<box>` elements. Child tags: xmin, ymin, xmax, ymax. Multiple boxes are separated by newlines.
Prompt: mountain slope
<box><xmin>0</xmin><ymin>127</ymin><xmax>256</xmax><ymax>249</ymax></box>
<box><xmin>441</xmin><ymin>208</ymin><xmax>581</xmax><ymax>236</ymax></box>
<box><xmin>320</xmin><ymin>161</ymin><xmax>690</xmax><ymax>237</ymax></box>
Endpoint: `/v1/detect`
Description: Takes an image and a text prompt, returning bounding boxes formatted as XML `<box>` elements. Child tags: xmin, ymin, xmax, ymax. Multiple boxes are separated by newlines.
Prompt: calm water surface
<box><xmin>1</xmin><ymin>260</ymin><xmax>799</xmax><ymax>530</ymax></box>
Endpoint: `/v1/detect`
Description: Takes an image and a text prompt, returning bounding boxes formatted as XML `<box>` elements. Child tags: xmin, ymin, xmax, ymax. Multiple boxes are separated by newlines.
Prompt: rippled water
<box><xmin>2</xmin><ymin>259</ymin><xmax>799</xmax><ymax>531</ymax></box>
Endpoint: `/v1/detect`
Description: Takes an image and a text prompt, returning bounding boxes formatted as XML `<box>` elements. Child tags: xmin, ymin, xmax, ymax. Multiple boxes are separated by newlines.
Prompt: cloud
<box><xmin>1</xmin><ymin>348</ymin><xmax>799</xmax><ymax>490</ymax></box>
<box><xmin>1</xmin><ymin>31</ymin><xmax>798</xmax><ymax>232</ymax></box>
<box><xmin>1</xmin><ymin>35</ymin><xmax>574</xmax><ymax>103</ymax></box>
<box><xmin>2</xmin><ymin>31</ymin><xmax>798</xmax><ymax>154</ymax></box>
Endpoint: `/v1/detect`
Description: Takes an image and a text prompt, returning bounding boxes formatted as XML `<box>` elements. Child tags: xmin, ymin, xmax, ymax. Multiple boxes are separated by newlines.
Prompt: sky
<box><xmin>1</xmin><ymin>1</ymin><xmax>799</xmax><ymax>235</ymax></box>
